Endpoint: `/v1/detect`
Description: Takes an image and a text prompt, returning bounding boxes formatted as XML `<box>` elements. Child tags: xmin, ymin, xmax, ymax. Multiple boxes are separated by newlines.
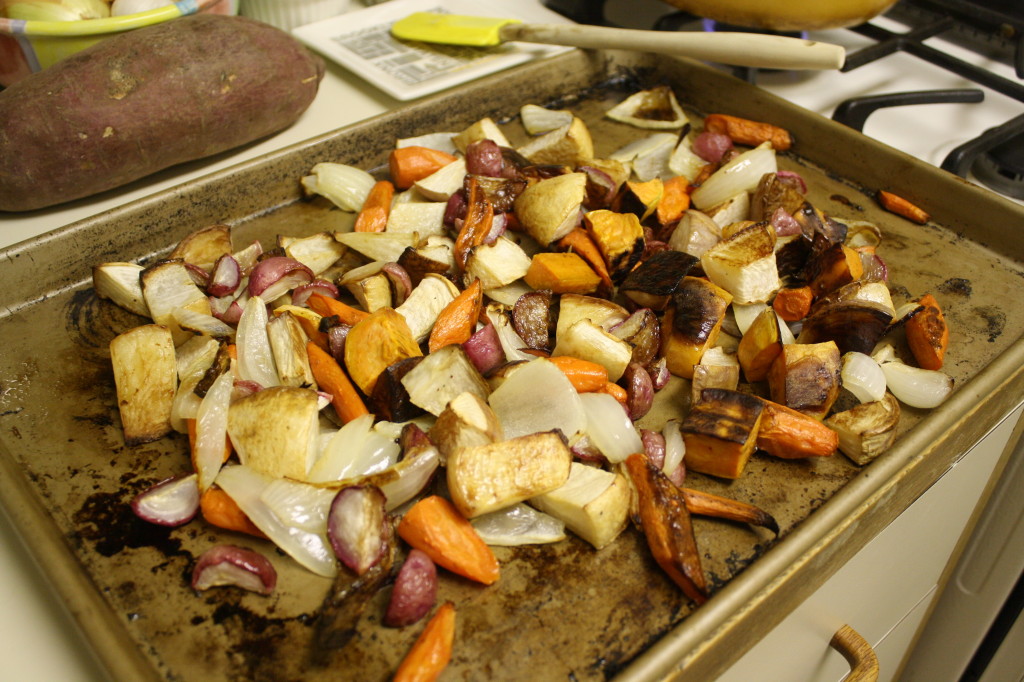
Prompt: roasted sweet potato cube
<box><xmin>680</xmin><ymin>388</ymin><xmax>765</xmax><ymax>479</ymax></box>
<box><xmin>583</xmin><ymin>209</ymin><xmax>645</xmax><ymax>283</ymax></box>
<box><xmin>524</xmin><ymin>252</ymin><xmax>601</xmax><ymax>295</ymax></box>
<box><xmin>806</xmin><ymin>242</ymin><xmax>864</xmax><ymax>297</ymax></box>
<box><xmin>661</xmin><ymin>276</ymin><xmax>733</xmax><ymax>379</ymax></box>
<box><xmin>737</xmin><ymin>307</ymin><xmax>784</xmax><ymax>383</ymax></box>
<box><xmin>344</xmin><ymin>307</ymin><xmax>423</xmax><ymax>396</ymax></box>
<box><xmin>618</xmin><ymin>177</ymin><xmax>664</xmax><ymax>222</ymax></box>
<box><xmin>619</xmin><ymin>249</ymin><xmax>699</xmax><ymax>310</ymax></box>
<box><xmin>767</xmin><ymin>341</ymin><xmax>841</xmax><ymax>420</ymax></box>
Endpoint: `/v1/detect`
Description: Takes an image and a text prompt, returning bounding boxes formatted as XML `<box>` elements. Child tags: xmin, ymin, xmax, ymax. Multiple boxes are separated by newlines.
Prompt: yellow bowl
<box><xmin>0</xmin><ymin>0</ymin><xmax>232</xmax><ymax>86</ymax></box>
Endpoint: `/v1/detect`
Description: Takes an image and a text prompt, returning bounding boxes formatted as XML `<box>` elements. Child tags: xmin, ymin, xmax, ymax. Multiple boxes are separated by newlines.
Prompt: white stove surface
<box><xmin>1</xmin><ymin>2</ymin><xmax>1022</xmax><ymax>680</ymax></box>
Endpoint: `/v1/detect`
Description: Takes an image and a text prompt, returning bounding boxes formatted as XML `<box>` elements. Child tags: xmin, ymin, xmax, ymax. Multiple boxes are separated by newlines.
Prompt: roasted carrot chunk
<box><xmin>305</xmin><ymin>292</ymin><xmax>369</xmax><ymax>326</ymax></box>
<box><xmin>453</xmin><ymin>176</ymin><xmax>494</xmax><ymax>270</ymax></box>
<box><xmin>656</xmin><ymin>175</ymin><xmax>691</xmax><ymax>226</ymax></box>
<box><xmin>905</xmin><ymin>293</ymin><xmax>949</xmax><ymax>370</ymax></box>
<box><xmin>397</xmin><ymin>495</ymin><xmax>499</xmax><ymax>585</ymax></box>
<box><xmin>547</xmin><ymin>355</ymin><xmax>610</xmax><ymax>393</ymax></box>
<box><xmin>306</xmin><ymin>341</ymin><xmax>370</xmax><ymax>424</ymax></box>
<box><xmin>200</xmin><ymin>486</ymin><xmax>267</xmax><ymax>539</ymax></box>
<box><xmin>756</xmin><ymin>399</ymin><xmax>839</xmax><ymax>459</ymax></box>
<box><xmin>393</xmin><ymin>601</ymin><xmax>456</xmax><ymax>682</ymax></box>
<box><xmin>428</xmin><ymin>279</ymin><xmax>483</xmax><ymax>353</ymax></box>
<box><xmin>389</xmin><ymin>146</ymin><xmax>458</xmax><ymax>190</ymax></box>
<box><xmin>354</xmin><ymin>180</ymin><xmax>395</xmax><ymax>233</ymax></box>
<box><xmin>877</xmin><ymin>189</ymin><xmax>929</xmax><ymax>224</ymax></box>
<box><xmin>772</xmin><ymin>285</ymin><xmax>814</xmax><ymax>322</ymax></box>
<box><xmin>681</xmin><ymin>487</ymin><xmax>779</xmax><ymax>534</ymax></box>
<box><xmin>598</xmin><ymin>381</ymin><xmax>629</xmax><ymax>406</ymax></box>
<box><xmin>704</xmin><ymin>113</ymin><xmax>792</xmax><ymax>151</ymax></box>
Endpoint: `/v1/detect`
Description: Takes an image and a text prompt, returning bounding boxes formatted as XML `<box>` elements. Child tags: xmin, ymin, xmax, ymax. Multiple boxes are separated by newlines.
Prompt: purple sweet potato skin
<box><xmin>0</xmin><ymin>14</ymin><xmax>325</xmax><ymax>211</ymax></box>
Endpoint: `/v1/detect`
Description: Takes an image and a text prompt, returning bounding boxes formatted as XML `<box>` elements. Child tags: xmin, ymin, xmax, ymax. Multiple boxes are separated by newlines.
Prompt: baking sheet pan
<box><xmin>2</xmin><ymin>49</ymin><xmax>1024</xmax><ymax>681</ymax></box>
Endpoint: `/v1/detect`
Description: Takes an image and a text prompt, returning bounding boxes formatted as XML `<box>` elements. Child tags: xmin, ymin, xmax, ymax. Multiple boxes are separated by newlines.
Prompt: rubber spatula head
<box><xmin>390</xmin><ymin>12</ymin><xmax>523</xmax><ymax>47</ymax></box>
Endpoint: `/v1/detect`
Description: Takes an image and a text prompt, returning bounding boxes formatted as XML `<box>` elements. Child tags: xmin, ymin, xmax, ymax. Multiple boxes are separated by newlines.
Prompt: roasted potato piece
<box><xmin>448</xmin><ymin>430</ymin><xmax>572</xmax><ymax>518</ymax></box>
<box><xmin>680</xmin><ymin>388</ymin><xmax>765</xmax><ymax>480</ymax></box>
<box><xmin>767</xmin><ymin>341</ymin><xmax>842</xmax><ymax>420</ymax></box>
<box><xmin>109</xmin><ymin>324</ymin><xmax>178</xmax><ymax>445</ymax></box>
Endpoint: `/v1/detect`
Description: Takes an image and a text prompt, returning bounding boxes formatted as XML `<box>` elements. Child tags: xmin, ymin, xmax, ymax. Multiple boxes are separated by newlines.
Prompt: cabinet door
<box><xmin>717</xmin><ymin>405</ymin><xmax>1023</xmax><ymax>682</ymax></box>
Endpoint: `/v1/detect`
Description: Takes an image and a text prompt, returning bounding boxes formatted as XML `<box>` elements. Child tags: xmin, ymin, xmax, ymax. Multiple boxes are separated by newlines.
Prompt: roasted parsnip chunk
<box><xmin>700</xmin><ymin>220</ymin><xmax>780</xmax><ymax>304</ymax></box>
<box><xmin>109</xmin><ymin>324</ymin><xmax>177</xmax><ymax>445</ymax></box>
<box><xmin>414</xmin><ymin>158</ymin><xmax>467</xmax><ymax>201</ymax></box>
<box><xmin>516</xmin><ymin>116</ymin><xmax>594</xmax><ymax>167</ymax></box>
<box><xmin>514</xmin><ymin>172</ymin><xmax>588</xmax><ymax>247</ymax></box>
<box><xmin>529</xmin><ymin>462</ymin><xmax>631</xmax><ymax>550</ymax></box>
<box><xmin>448</xmin><ymin>430</ymin><xmax>572</xmax><ymax>518</ymax></box>
<box><xmin>429</xmin><ymin>391</ymin><xmax>504</xmax><ymax>464</ymax></box>
<box><xmin>661</xmin><ymin>276</ymin><xmax>733</xmax><ymax>379</ymax></box>
<box><xmin>767</xmin><ymin>341</ymin><xmax>842</xmax><ymax>420</ymax></box>
<box><xmin>344</xmin><ymin>307</ymin><xmax>422</xmax><ymax>396</ymax></box>
<box><xmin>680</xmin><ymin>388</ymin><xmax>765</xmax><ymax>479</ymax></box>
<box><xmin>401</xmin><ymin>344</ymin><xmax>490</xmax><ymax>417</ymax></box>
<box><xmin>465</xmin><ymin>236</ymin><xmax>532</xmax><ymax>290</ymax></box>
<box><xmin>227</xmin><ymin>386</ymin><xmax>320</xmax><ymax>481</ymax></box>
<box><xmin>824</xmin><ymin>392</ymin><xmax>901</xmax><ymax>465</ymax></box>
<box><xmin>93</xmin><ymin>262</ymin><xmax>149</xmax><ymax>317</ymax></box>
<box><xmin>335</xmin><ymin>231</ymin><xmax>418</xmax><ymax>263</ymax></box>
<box><xmin>452</xmin><ymin>116</ymin><xmax>511</xmax><ymax>152</ymax></box>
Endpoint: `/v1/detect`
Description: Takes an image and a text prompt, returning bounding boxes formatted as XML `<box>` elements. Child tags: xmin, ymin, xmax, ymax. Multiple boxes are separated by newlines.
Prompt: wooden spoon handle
<box><xmin>499</xmin><ymin>23</ymin><xmax>845</xmax><ymax>71</ymax></box>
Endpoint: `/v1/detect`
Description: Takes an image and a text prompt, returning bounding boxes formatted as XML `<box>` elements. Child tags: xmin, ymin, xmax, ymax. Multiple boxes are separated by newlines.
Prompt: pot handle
<box><xmin>830</xmin><ymin>624</ymin><xmax>880</xmax><ymax>682</ymax></box>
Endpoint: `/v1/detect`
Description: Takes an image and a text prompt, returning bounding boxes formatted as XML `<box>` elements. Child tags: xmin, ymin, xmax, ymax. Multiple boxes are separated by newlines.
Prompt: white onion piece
<box><xmin>308</xmin><ymin>413</ymin><xmax>401</xmax><ymax>483</ymax></box>
<box><xmin>470</xmin><ymin>503</ymin><xmax>566</xmax><ymax>546</ymax></box>
<box><xmin>131</xmin><ymin>473</ymin><xmax>200</xmax><ymax>527</ymax></box>
<box><xmin>483</xmin><ymin>305</ymin><xmax>536</xmax><ymax>364</ymax></box>
<box><xmin>880</xmin><ymin>361</ymin><xmax>954</xmax><ymax>409</ymax></box>
<box><xmin>690</xmin><ymin>143</ymin><xmax>777</xmax><ymax>210</ymax></box>
<box><xmin>259</xmin><ymin>477</ymin><xmax>334</xmax><ymax>532</ymax></box>
<box><xmin>661</xmin><ymin>419</ymin><xmax>685</xmax><ymax>478</ymax></box>
<box><xmin>579</xmin><ymin>392</ymin><xmax>643</xmax><ymax>464</ymax></box>
<box><xmin>488</xmin><ymin>358</ymin><xmax>586</xmax><ymax>441</ymax></box>
<box><xmin>374</xmin><ymin>445</ymin><xmax>440</xmax><ymax>511</ymax></box>
<box><xmin>732</xmin><ymin>302</ymin><xmax>768</xmax><ymax>336</ymax></box>
<box><xmin>172</xmin><ymin>307</ymin><xmax>236</xmax><ymax>338</ymax></box>
<box><xmin>300</xmin><ymin>162</ymin><xmax>376</xmax><ymax>211</ymax></box>
<box><xmin>193</xmin><ymin>371</ymin><xmax>235</xmax><ymax>491</ymax></box>
<box><xmin>215</xmin><ymin>465</ymin><xmax>337</xmax><ymax>577</ymax></box>
<box><xmin>841</xmin><ymin>351</ymin><xmax>887</xmax><ymax>403</ymax></box>
<box><xmin>778</xmin><ymin>313</ymin><xmax>797</xmax><ymax>345</ymax></box>
<box><xmin>235</xmin><ymin>296</ymin><xmax>280</xmax><ymax>388</ymax></box>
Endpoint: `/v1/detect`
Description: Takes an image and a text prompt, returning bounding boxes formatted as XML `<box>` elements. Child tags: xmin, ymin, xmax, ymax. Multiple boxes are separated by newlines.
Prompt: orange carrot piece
<box><xmin>656</xmin><ymin>175</ymin><xmax>691</xmax><ymax>226</ymax></box>
<box><xmin>756</xmin><ymin>399</ymin><xmax>839</xmax><ymax>459</ymax></box>
<box><xmin>453</xmin><ymin>177</ymin><xmax>494</xmax><ymax>270</ymax></box>
<box><xmin>704</xmin><ymin>113</ymin><xmax>792</xmax><ymax>151</ymax></box>
<box><xmin>597</xmin><ymin>381</ymin><xmax>629</xmax><ymax>405</ymax></box>
<box><xmin>428</xmin><ymin>279</ymin><xmax>483</xmax><ymax>353</ymax></box>
<box><xmin>306</xmin><ymin>341</ymin><xmax>370</xmax><ymax>424</ymax></box>
<box><xmin>389</xmin><ymin>146</ymin><xmax>458</xmax><ymax>190</ymax></box>
<box><xmin>772</xmin><ymin>285</ymin><xmax>814</xmax><ymax>322</ymax></box>
<box><xmin>556</xmin><ymin>227</ymin><xmax>613</xmax><ymax>289</ymax></box>
<box><xmin>354</xmin><ymin>180</ymin><xmax>395</xmax><ymax>233</ymax></box>
<box><xmin>877</xmin><ymin>189</ymin><xmax>930</xmax><ymax>224</ymax></box>
<box><xmin>200</xmin><ymin>486</ymin><xmax>267</xmax><ymax>539</ymax></box>
<box><xmin>306</xmin><ymin>292</ymin><xmax>369</xmax><ymax>326</ymax></box>
<box><xmin>393</xmin><ymin>602</ymin><xmax>456</xmax><ymax>682</ymax></box>
<box><xmin>225</xmin><ymin>343</ymin><xmax>237</xmax><ymax>361</ymax></box>
<box><xmin>397</xmin><ymin>495</ymin><xmax>499</xmax><ymax>586</ymax></box>
<box><xmin>187</xmin><ymin>418</ymin><xmax>232</xmax><ymax>466</ymax></box>
<box><xmin>905</xmin><ymin>293</ymin><xmax>949</xmax><ymax>370</ymax></box>
<box><xmin>547</xmin><ymin>355</ymin><xmax>609</xmax><ymax>393</ymax></box>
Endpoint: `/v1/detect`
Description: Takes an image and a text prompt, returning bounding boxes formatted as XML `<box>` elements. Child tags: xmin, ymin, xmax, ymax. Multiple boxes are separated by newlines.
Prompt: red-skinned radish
<box><xmin>327</xmin><ymin>485</ymin><xmax>391</xmax><ymax>576</ymax></box>
<box><xmin>384</xmin><ymin>548</ymin><xmax>438</xmax><ymax>628</ymax></box>
<box><xmin>131</xmin><ymin>473</ymin><xmax>200</xmax><ymax>527</ymax></box>
<box><xmin>191</xmin><ymin>545</ymin><xmax>277</xmax><ymax>595</ymax></box>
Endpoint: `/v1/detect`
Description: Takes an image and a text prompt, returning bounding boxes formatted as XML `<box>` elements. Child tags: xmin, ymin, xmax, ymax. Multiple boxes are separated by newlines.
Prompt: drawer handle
<box><xmin>830</xmin><ymin>624</ymin><xmax>879</xmax><ymax>682</ymax></box>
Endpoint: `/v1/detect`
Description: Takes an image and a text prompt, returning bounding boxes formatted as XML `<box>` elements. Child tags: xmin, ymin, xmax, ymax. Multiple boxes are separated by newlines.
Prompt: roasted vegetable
<box><xmin>583</xmin><ymin>209</ymin><xmax>646</xmax><ymax>284</ymax></box>
<box><xmin>680</xmin><ymin>388</ymin><xmax>765</xmax><ymax>479</ymax></box>
<box><xmin>109</xmin><ymin>324</ymin><xmax>177</xmax><ymax>445</ymax></box>
<box><xmin>529</xmin><ymin>462</ymin><xmax>631</xmax><ymax>550</ymax></box>
<box><xmin>767</xmin><ymin>341</ymin><xmax>842</xmax><ymax>420</ymax></box>
<box><xmin>619</xmin><ymin>249</ymin><xmax>699</xmax><ymax>310</ymax></box>
<box><xmin>661</xmin><ymin>276</ymin><xmax>733</xmax><ymax>379</ymax></box>
<box><xmin>824</xmin><ymin>392</ymin><xmax>901</xmax><ymax>465</ymax></box>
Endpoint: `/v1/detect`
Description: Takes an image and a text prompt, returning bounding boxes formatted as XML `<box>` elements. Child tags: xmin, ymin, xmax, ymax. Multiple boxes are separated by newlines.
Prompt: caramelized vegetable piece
<box><xmin>806</xmin><ymin>243</ymin><xmax>864</xmax><ymax>297</ymax></box>
<box><xmin>756</xmin><ymin>398</ymin><xmax>839</xmax><ymax>459</ymax></box>
<box><xmin>661</xmin><ymin>276</ymin><xmax>733</xmax><ymax>379</ymax></box>
<box><xmin>772</xmin><ymin>285</ymin><xmax>814</xmax><ymax>322</ymax></box>
<box><xmin>656</xmin><ymin>175</ymin><xmax>691</xmax><ymax>226</ymax></box>
<box><xmin>877</xmin><ymin>189</ymin><xmax>930</xmax><ymax>224</ymax></box>
<box><xmin>385</xmin><ymin>549</ymin><xmax>438</xmax><ymax>628</ymax></box>
<box><xmin>619</xmin><ymin>177</ymin><xmax>664</xmax><ymax>222</ymax></box>
<box><xmin>524</xmin><ymin>252</ymin><xmax>601</xmax><ymax>294</ymax></box>
<box><xmin>557</xmin><ymin>227</ymin><xmax>613</xmax><ymax>290</ymax></box>
<box><xmin>397</xmin><ymin>495</ymin><xmax>500</xmax><ymax>585</ymax></box>
<box><xmin>389</xmin><ymin>146</ymin><xmax>458</xmax><ymax>189</ymax></box>
<box><xmin>905</xmin><ymin>293</ymin><xmax>949</xmax><ymax>370</ymax></box>
<box><xmin>624</xmin><ymin>453</ymin><xmax>708</xmax><ymax>604</ymax></box>
<box><xmin>306</xmin><ymin>341</ymin><xmax>370</xmax><ymax>424</ymax></box>
<box><xmin>393</xmin><ymin>601</ymin><xmax>456</xmax><ymax>682</ymax></box>
<box><xmin>704</xmin><ymin>113</ymin><xmax>792</xmax><ymax>151</ymax></box>
<box><xmin>343</xmin><ymin>307</ymin><xmax>423</xmax><ymax>396</ymax></box>
<box><xmin>619</xmin><ymin>249</ymin><xmax>698</xmax><ymax>310</ymax></box>
<box><xmin>512</xmin><ymin>290</ymin><xmax>555</xmax><ymax>351</ymax></box>
<box><xmin>583</xmin><ymin>209</ymin><xmax>645</xmax><ymax>283</ymax></box>
<box><xmin>453</xmin><ymin>177</ymin><xmax>494</xmax><ymax>270</ymax></box>
<box><xmin>354</xmin><ymin>180</ymin><xmax>395</xmax><ymax>233</ymax></box>
<box><xmin>680</xmin><ymin>388</ymin><xmax>765</xmax><ymax>479</ymax></box>
<box><xmin>428</xmin><ymin>279</ymin><xmax>483</xmax><ymax>353</ymax></box>
<box><xmin>547</xmin><ymin>355</ymin><xmax>610</xmax><ymax>393</ymax></box>
<box><xmin>767</xmin><ymin>341</ymin><xmax>842</xmax><ymax>420</ymax></box>
<box><xmin>737</xmin><ymin>307</ymin><xmax>784</xmax><ymax>383</ymax></box>
<box><xmin>681</xmin><ymin>488</ymin><xmax>779</xmax><ymax>534</ymax></box>
<box><xmin>306</xmin><ymin>292</ymin><xmax>369</xmax><ymax>326</ymax></box>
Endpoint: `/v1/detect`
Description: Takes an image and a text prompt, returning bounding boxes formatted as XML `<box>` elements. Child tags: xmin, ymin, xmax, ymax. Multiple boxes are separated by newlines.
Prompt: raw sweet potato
<box><xmin>0</xmin><ymin>15</ymin><xmax>324</xmax><ymax>212</ymax></box>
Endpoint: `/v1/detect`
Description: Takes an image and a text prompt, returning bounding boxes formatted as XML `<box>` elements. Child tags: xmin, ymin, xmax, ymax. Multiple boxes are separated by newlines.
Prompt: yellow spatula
<box><xmin>391</xmin><ymin>12</ymin><xmax>845</xmax><ymax>71</ymax></box>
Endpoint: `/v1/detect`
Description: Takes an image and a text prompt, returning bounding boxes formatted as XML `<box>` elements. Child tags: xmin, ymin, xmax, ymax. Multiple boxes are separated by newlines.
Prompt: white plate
<box><xmin>292</xmin><ymin>0</ymin><xmax>575</xmax><ymax>101</ymax></box>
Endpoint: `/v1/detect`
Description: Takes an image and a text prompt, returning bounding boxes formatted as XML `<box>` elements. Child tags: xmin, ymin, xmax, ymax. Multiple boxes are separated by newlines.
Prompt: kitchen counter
<box><xmin>0</xmin><ymin>57</ymin><xmax>394</xmax><ymax>682</ymax></box>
